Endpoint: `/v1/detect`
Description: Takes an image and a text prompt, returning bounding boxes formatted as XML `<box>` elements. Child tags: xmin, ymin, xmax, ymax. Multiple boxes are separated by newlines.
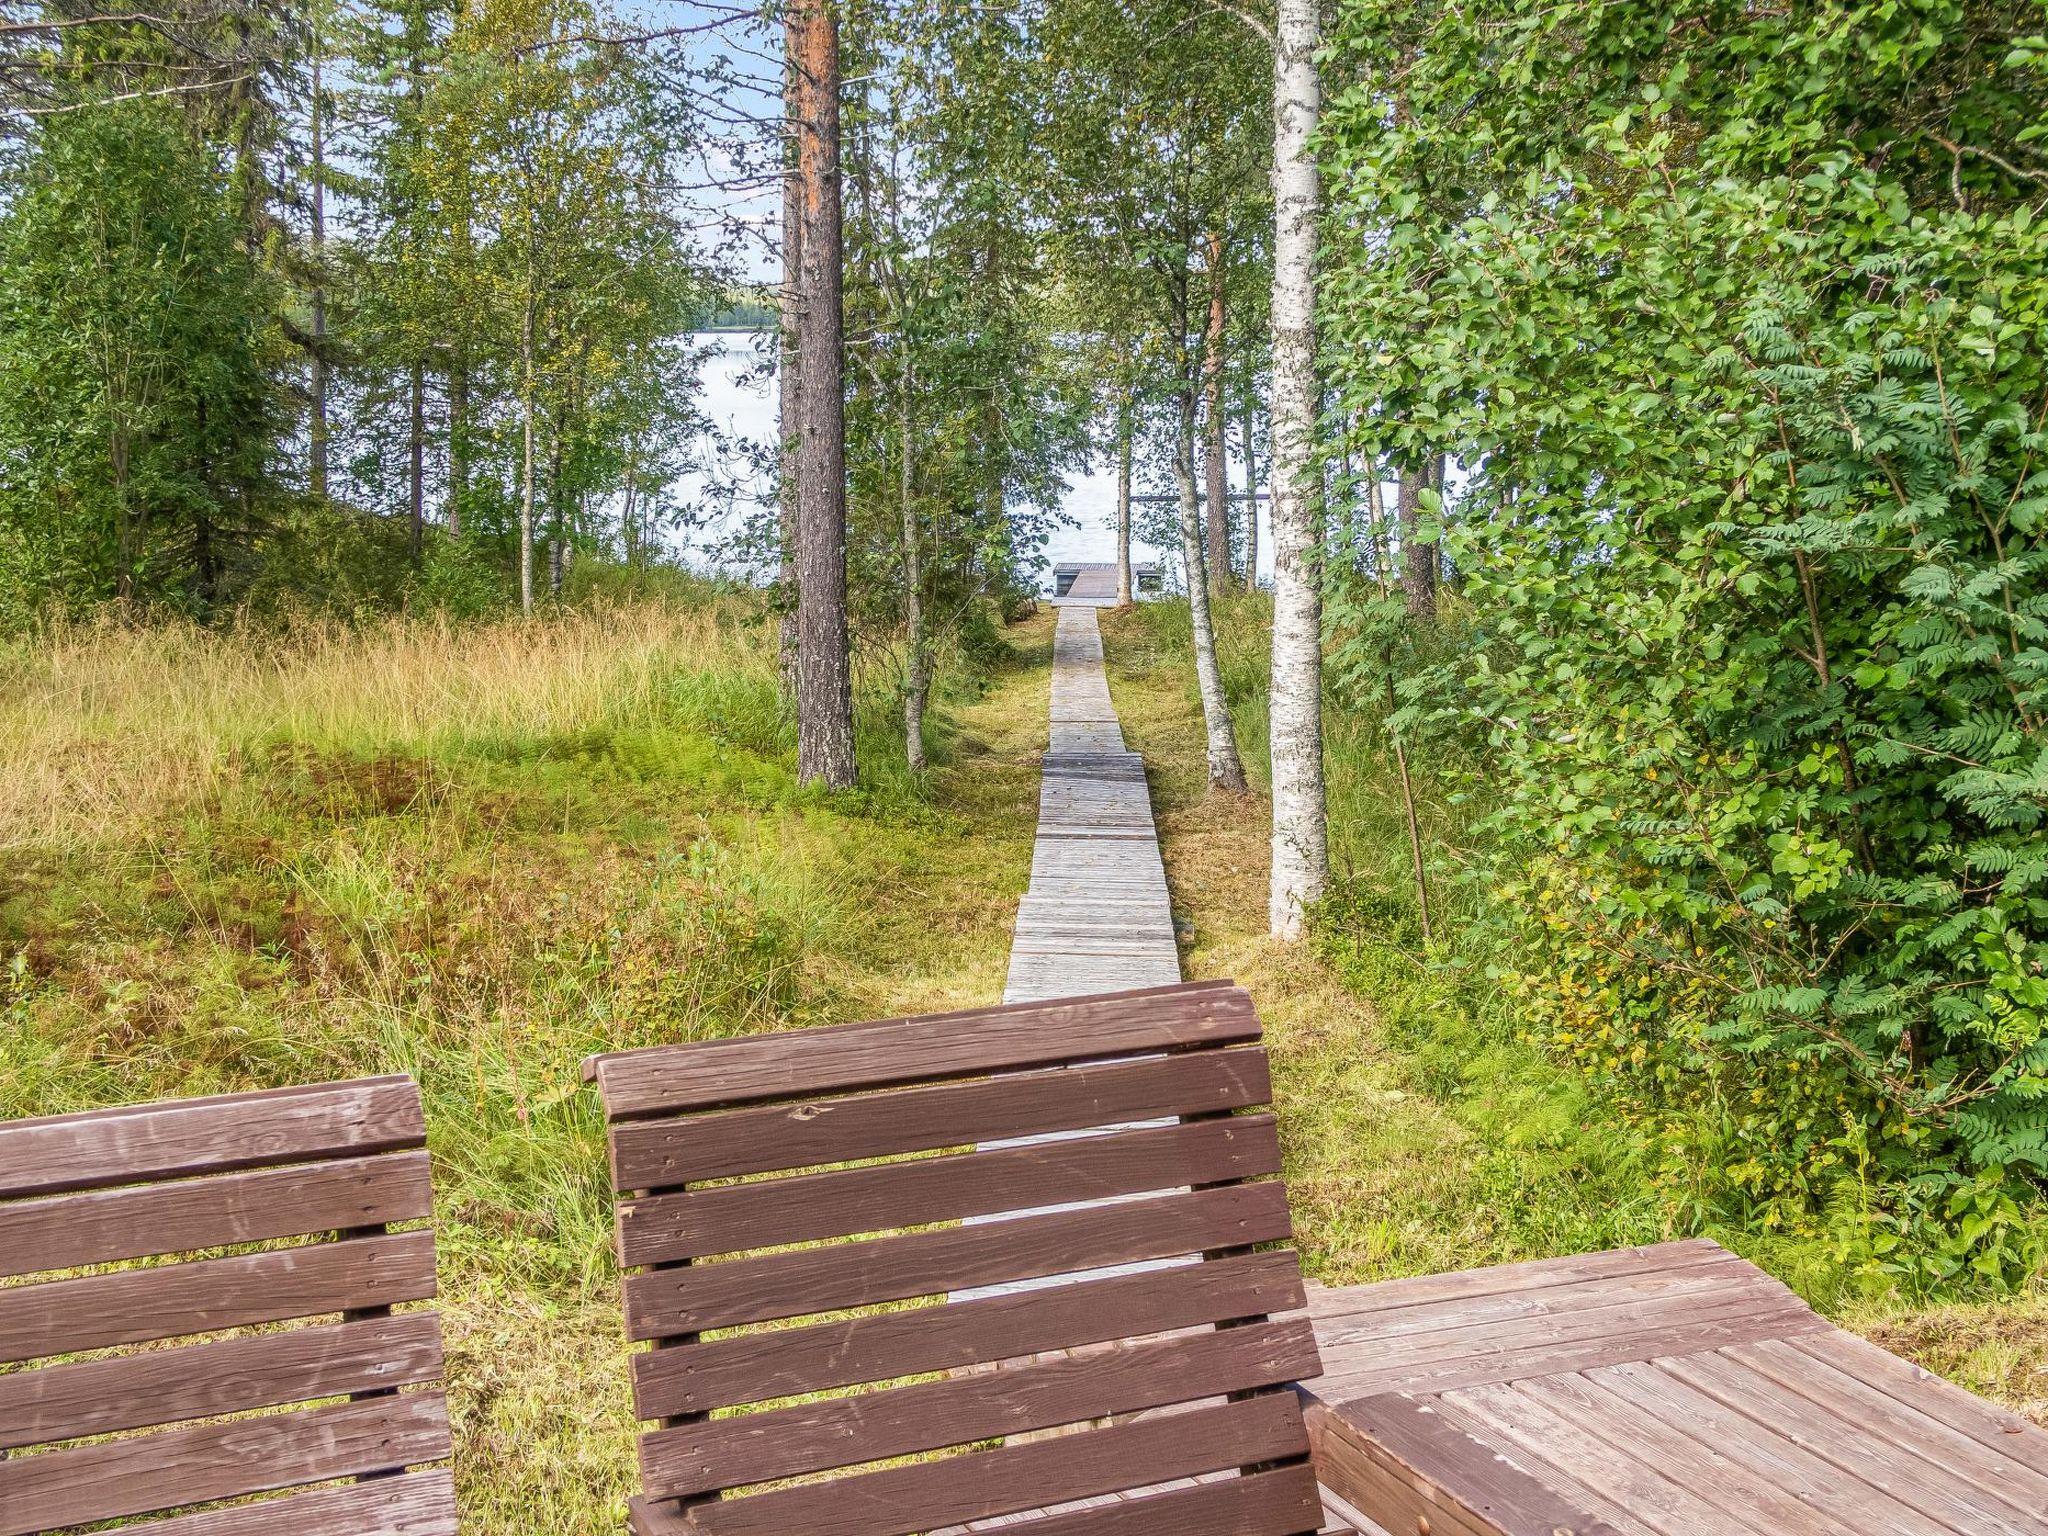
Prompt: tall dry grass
<box><xmin>0</xmin><ymin>601</ymin><xmax>772</xmax><ymax>851</ymax></box>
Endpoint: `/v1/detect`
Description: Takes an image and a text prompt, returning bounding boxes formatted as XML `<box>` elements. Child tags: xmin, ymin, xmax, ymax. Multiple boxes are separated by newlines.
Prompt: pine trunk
<box><xmin>1175</xmin><ymin>385</ymin><xmax>1247</xmax><ymax>794</ymax></box>
<box><xmin>777</xmin><ymin>16</ymin><xmax>804</xmax><ymax>695</ymax></box>
<box><xmin>1266</xmin><ymin>0</ymin><xmax>1330</xmax><ymax>938</ymax></box>
<box><xmin>793</xmin><ymin>0</ymin><xmax>855</xmax><ymax>790</ymax></box>
<box><xmin>308</xmin><ymin>23</ymin><xmax>329</xmax><ymax>501</ymax></box>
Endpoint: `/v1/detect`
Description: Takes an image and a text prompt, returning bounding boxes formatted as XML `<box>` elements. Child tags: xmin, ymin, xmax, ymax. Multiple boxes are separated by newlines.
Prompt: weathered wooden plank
<box><xmin>0</xmin><ymin>1229</ymin><xmax>438</xmax><ymax>1363</ymax></box>
<box><xmin>626</xmin><ymin>1180</ymin><xmax>1293</xmax><ymax>1337</ymax></box>
<box><xmin>123</xmin><ymin>1469</ymin><xmax>458</xmax><ymax>1536</ymax></box>
<box><xmin>1661</xmin><ymin>1349</ymin><xmax>2048</xmax><ymax>1536</ymax></box>
<box><xmin>0</xmin><ymin>1392</ymin><xmax>451</xmax><ymax>1535</ymax></box>
<box><xmin>1783</xmin><ymin>1329</ymin><xmax>2048</xmax><ymax>1467</ymax></box>
<box><xmin>610</xmin><ymin>1051</ymin><xmax>1268</xmax><ymax>1189</ymax></box>
<box><xmin>1308</xmin><ymin>1297</ymin><xmax>1823</xmax><ymax>1402</ymax></box>
<box><xmin>0</xmin><ymin>1149</ymin><xmax>434</xmax><ymax>1277</ymax></box>
<box><xmin>642</xmin><ymin>1319</ymin><xmax>1317</xmax><ymax>1499</ymax></box>
<box><xmin>0</xmin><ymin>1076</ymin><xmax>427</xmax><ymax>1199</ymax></box>
<box><xmin>1302</xmin><ymin>1394</ymin><xmax>1618</xmax><ymax>1536</ymax></box>
<box><xmin>634</xmin><ymin>1247</ymin><xmax>1303</xmax><ymax>1418</ymax></box>
<box><xmin>1438</xmin><ymin>1378</ymin><xmax>1739</xmax><ymax>1536</ymax></box>
<box><xmin>0</xmin><ymin>1311</ymin><xmax>443</xmax><ymax>1451</ymax></box>
<box><xmin>1728</xmin><ymin>1337</ymin><xmax>2048</xmax><ymax>1514</ymax></box>
<box><xmin>1303</xmin><ymin>1239</ymin><xmax>1735</xmax><ymax>1323</ymax></box>
<box><xmin>1307</xmin><ymin>1257</ymin><xmax>1776</xmax><ymax>1352</ymax></box>
<box><xmin>682</xmin><ymin>1392</ymin><xmax>1310</xmax><ymax>1536</ymax></box>
<box><xmin>618</xmin><ymin>1114</ymin><xmax>1280</xmax><ymax>1265</ymax></box>
<box><xmin>587</xmin><ymin>982</ymin><xmax>1250</xmax><ymax>1117</ymax></box>
<box><xmin>947</xmin><ymin>1466</ymin><xmax>1326</xmax><ymax>1535</ymax></box>
<box><xmin>1585</xmin><ymin>1358</ymin><xmax>1954</xmax><ymax>1535</ymax></box>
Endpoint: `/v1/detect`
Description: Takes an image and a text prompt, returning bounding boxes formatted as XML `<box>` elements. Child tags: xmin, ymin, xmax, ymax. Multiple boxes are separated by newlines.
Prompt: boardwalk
<box><xmin>1004</xmin><ymin>603</ymin><xmax>1181</xmax><ymax>1003</ymax></box>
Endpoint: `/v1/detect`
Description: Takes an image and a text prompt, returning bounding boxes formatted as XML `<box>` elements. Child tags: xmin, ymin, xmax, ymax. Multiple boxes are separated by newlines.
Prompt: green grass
<box><xmin>0</xmin><ymin>591</ymin><xmax>1053</xmax><ymax>1530</ymax></box>
<box><xmin>1098</xmin><ymin>594</ymin><xmax>2047</xmax><ymax>1428</ymax></box>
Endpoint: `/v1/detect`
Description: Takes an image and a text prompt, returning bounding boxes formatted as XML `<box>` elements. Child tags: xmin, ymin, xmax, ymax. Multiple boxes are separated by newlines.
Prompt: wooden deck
<box><xmin>1298</xmin><ymin>1238</ymin><xmax>2048</xmax><ymax>1536</ymax></box>
<box><xmin>1004</xmin><ymin>603</ymin><xmax>1180</xmax><ymax>1004</ymax></box>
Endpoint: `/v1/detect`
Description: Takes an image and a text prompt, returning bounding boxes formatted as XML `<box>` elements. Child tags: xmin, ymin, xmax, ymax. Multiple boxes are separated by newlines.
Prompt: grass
<box><xmin>1098</xmin><ymin>593</ymin><xmax>2048</xmax><ymax>1428</ymax></box>
<box><xmin>0</xmin><ymin>591</ymin><xmax>1052</xmax><ymax>1531</ymax></box>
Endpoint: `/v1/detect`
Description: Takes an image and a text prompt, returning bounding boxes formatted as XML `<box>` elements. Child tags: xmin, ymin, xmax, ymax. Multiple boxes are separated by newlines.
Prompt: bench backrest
<box><xmin>0</xmin><ymin>1074</ymin><xmax>457</xmax><ymax>1535</ymax></box>
<box><xmin>586</xmin><ymin>979</ymin><xmax>1325</xmax><ymax>1536</ymax></box>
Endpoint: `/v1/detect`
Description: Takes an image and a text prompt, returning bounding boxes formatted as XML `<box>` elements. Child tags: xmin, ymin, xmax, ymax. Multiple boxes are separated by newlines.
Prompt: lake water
<box><xmin>684</xmin><ymin>333</ymin><xmax>1269</xmax><ymax>591</ymax></box>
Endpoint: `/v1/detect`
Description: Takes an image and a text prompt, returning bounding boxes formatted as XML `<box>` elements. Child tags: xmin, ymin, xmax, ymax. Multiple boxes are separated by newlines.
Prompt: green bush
<box><xmin>1321</xmin><ymin>0</ymin><xmax>2048</xmax><ymax>1285</ymax></box>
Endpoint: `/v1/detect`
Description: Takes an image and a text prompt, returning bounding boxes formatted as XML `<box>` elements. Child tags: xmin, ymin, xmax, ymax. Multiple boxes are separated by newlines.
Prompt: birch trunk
<box><xmin>1115</xmin><ymin>399</ymin><xmax>1133</xmax><ymax>607</ymax></box>
<box><xmin>1266</xmin><ymin>0</ymin><xmax>1330</xmax><ymax>938</ymax></box>
<box><xmin>446</xmin><ymin>355</ymin><xmax>467</xmax><ymax>537</ymax></box>
<box><xmin>899</xmin><ymin>368</ymin><xmax>928</xmax><ymax>774</ymax></box>
<box><xmin>793</xmin><ymin>0</ymin><xmax>856</xmax><ymax>789</ymax></box>
<box><xmin>1175</xmin><ymin>385</ymin><xmax>1247</xmax><ymax>793</ymax></box>
<box><xmin>1202</xmin><ymin>231</ymin><xmax>1231</xmax><ymax>588</ymax></box>
<box><xmin>1240</xmin><ymin>396</ymin><xmax>1260</xmax><ymax>590</ymax></box>
<box><xmin>519</xmin><ymin>301</ymin><xmax>535</xmax><ymax>617</ymax></box>
<box><xmin>409</xmin><ymin>359</ymin><xmax>425</xmax><ymax>561</ymax></box>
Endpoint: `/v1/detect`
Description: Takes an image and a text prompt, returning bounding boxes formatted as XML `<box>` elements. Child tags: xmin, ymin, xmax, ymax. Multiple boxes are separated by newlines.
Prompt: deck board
<box><xmin>1004</xmin><ymin>604</ymin><xmax>1180</xmax><ymax>1005</ymax></box>
<box><xmin>1299</xmin><ymin>1240</ymin><xmax>2048</xmax><ymax>1536</ymax></box>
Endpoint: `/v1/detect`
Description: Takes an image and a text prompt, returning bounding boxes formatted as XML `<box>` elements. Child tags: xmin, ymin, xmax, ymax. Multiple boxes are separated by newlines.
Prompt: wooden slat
<box><xmin>642</xmin><ymin>1319</ymin><xmax>1318</xmax><ymax>1499</ymax></box>
<box><xmin>1729</xmin><ymin>1337</ymin><xmax>2048</xmax><ymax>1513</ymax></box>
<box><xmin>0</xmin><ymin>1229</ymin><xmax>438</xmax><ymax>1363</ymax></box>
<box><xmin>1304</xmin><ymin>1239</ymin><xmax>1733</xmax><ymax>1323</ymax></box>
<box><xmin>954</xmin><ymin>1465</ymin><xmax>1325</xmax><ymax>1535</ymax></box>
<box><xmin>1303</xmin><ymin>1395</ymin><xmax>1623</xmax><ymax>1536</ymax></box>
<box><xmin>1585</xmin><ymin>1358</ymin><xmax>1954</xmax><ymax>1536</ymax></box>
<box><xmin>618</xmin><ymin>1114</ymin><xmax>1280</xmax><ymax>1265</ymax></box>
<box><xmin>626</xmin><ymin>1181</ymin><xmax>1292</xmax><ymax>1338</ymax></box>
<box><xmin>0</xmin><ymin>1311</ymin><xmax>444</xmax><ymax>1450</ymax></box>
<box><xmin>1309</xmin><ymin>1297</ymin><xmax>1823</xmax><ymax>1402</ymax></box>
<box><xmin>1308</xmin><ymin>1258</ymin><xmax>1779</xmax><ymax>1353</ymax></box>
<box><xmin>1660</xmin><ymin>1350</ymin><xmax>2048</xmax><ymax>1536</ymax></box>
<box><xmin>586</xmin><ymin>981</ymin><xmax>1252</xmax><ymax>1118</ymax></box>
<box><xmin>1785</xmin><ymin>1328</ymin><xmax>2048</xmax><ymax>1465</ymax></box>
<box><xmin>634</xmin><ymin>1248</ymin><xmax>1304</xmax><ymax>1417</ymax></box>
<box><xmin>1437</xmin><ymin>1379</ymin><xmax>1738</xmax><ymax>1536</ymax></box>
<box><xmin>0</xmin><ymin>1391</ymin><xmax>451</xmax><ymax>1536</ymax></box>
<box><xmin>0</xmin><ymin>1076</ymin><xmax>426</xmax><ymax>1198</ymax></box>
<box><xmin>683</xmin><ymin>1391</ymin><xmax>1311</xmax><ymax>1536</ymax></box>
<box><xmin>609</xmin><ymin>1051</ymin><xmax>1269</xmax><ymax>1189</ymax></box>
<box><xmin>0</xmin><ymin>1150</ymin><xmax>434</xmax><ymax>1277</ymax></box>
<box><xmin>125</xmin><ymin>1469</ymin><xmax>459</xmax><ymax>1535</ymax></box>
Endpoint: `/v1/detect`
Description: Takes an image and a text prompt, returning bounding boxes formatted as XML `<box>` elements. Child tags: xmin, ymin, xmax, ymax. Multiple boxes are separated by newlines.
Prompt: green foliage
<box><xmin>0</xmin><ymin>98</ymin><xmax>281</xmax><ymax>612</ymax></box>
<box><xmin>1320</xmin><ymin>0</ymin><xmax>2048</xmax><ymax>1285</ymax></box>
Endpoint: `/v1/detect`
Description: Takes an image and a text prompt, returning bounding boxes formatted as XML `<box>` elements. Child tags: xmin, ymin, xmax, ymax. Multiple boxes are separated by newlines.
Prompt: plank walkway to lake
<box><xmin>1003</xmin><ymin>602</ymin><xmax>1181</xmax><ymax>1004</ymax></box>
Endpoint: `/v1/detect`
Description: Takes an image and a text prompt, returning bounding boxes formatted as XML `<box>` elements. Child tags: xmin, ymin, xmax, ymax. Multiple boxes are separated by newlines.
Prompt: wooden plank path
<box><xmin>1004</xmin><ymin>602</ymin><xmax>1181</xmax><ymax>1004</ymax></box>
<box><xmin>1298</xmin><ymin>1239</ymin><xmax>2048</xmax><ymax>1536</ymax></box>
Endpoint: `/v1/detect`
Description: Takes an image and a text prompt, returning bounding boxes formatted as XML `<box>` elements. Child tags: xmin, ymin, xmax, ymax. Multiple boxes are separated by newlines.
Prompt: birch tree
<box><xmin>1264</xmin><ymin>0</ymin><xmax>1329</xmax><ymax>937</ymax></box>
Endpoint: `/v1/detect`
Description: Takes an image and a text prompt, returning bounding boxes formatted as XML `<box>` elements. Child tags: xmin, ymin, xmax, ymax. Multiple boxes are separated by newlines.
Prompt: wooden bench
<box><xmin>585</xmin><ymin>979</ymin><xmax>1329</xmax><ymax>1535</ymax></box>
<box><xmin>1298</xmin><ymin>1238</ymin><xmax>2048</xmax><ymax>1536</ymax></box>
<box><xmin>0</xmin><ymin>1075</ymin><xmax>457</xmax><ymax>1535</ymax></box>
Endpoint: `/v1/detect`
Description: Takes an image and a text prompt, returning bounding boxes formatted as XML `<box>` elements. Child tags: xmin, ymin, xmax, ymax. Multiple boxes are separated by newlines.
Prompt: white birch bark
<box><xmin>1115</xmin><ymin>402</ymin><xmax>1134</xmax><ymax>607</ymax></box>
<box><xmin>1266</xmin><ymin>0</ymin><xmax>1329</xmax><ymax>938</ymax></box>
<box><xmin>1175</xmin><ymin>387</ymin><xmax>1247</xmax><ymax>793</ymax></box>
